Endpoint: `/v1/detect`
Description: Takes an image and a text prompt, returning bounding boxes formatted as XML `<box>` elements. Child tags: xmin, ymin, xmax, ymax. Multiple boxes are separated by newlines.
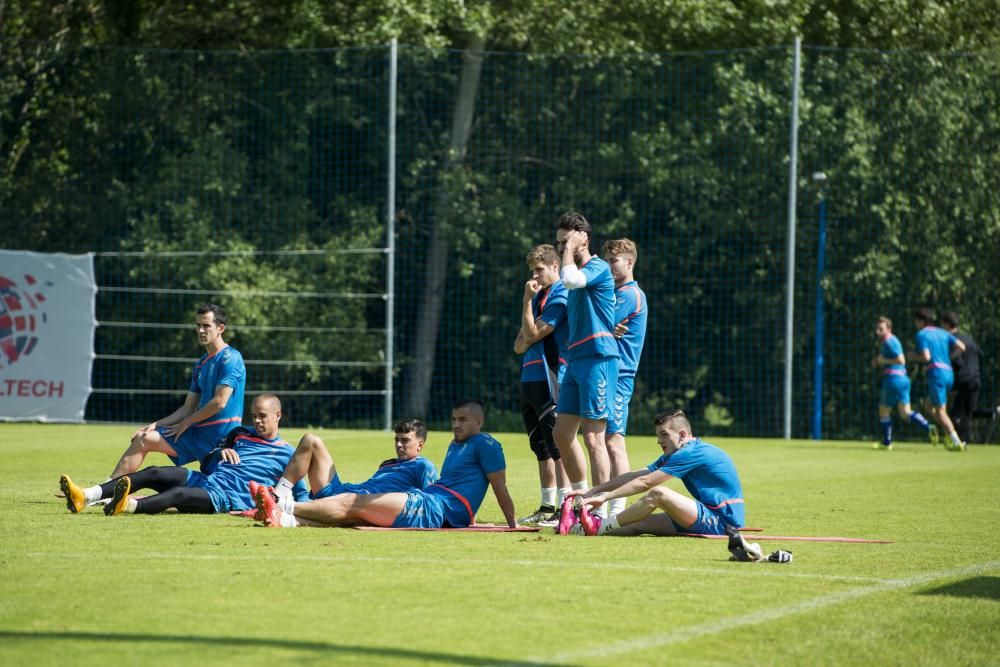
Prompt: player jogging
<box><xmin>912</xmin><ymin>307</ymin><xmax>966</xmax><ymax>451</ymax></box>
<box><xmin>870</xmin><ymin>316</ymin><xmax>935</xmax><ymax>450</ymax></box>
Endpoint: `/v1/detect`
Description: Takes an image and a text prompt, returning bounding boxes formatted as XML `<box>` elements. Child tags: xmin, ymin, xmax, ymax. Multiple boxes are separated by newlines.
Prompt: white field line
<box><xmin>533</xmin><ymin>559</ymin><xmax>1000</xmax><ymax>664</ymax></box>
<box><xmin>22</xmin><ymin>551</ymin><xmax>892</xmax><ymax>584</ymax></box>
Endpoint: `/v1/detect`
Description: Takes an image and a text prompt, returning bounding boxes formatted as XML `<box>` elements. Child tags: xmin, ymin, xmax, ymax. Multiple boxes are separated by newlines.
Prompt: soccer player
<box><xmin>256</xmin><ymin>398</ymin><xmax>517</xmax><ymax>529</ymax></box>
<box><xmin>941</xmin><ymin>311</ymin><xmax>982</xmax><ymax>445</ymax></box>
<box><xmin>266</xmin><ymin>419</ymin><xmax>438</xmax><ymax>503</ymax></box>
<box><xmin>912</xmin><ymin>307</ymin><xmax>967</xmax><ymax>451</ymax></box>
<box><xmin>60</xmin><ymin>394</ymin><xmax>307</xmax><ymax>516</ymax></box>
<box><xmin>551</xmin><ymin>212</ymin><xmax>620</xmax><ymax>515</ymax></box>
<box><xmin>602</xmin><ymin>239</ymin><xmax>648</xmax><ymax>515</ymax></box>
<box><xmin>558</xmin><ymin>410</ymin><xmax>746</xmax><ymax>540</ymax></box>
<box><xmin>870</xmin><ymin>316</ymin><xmax>935</xmax><ymax>450</ymax></box>
<box><xmin>108</xmin><ymin>303</ymin><xmax>246</xmax><ymax>478</ymax></box>
<box><xmin>513</xmin><ymin>244</ymin><xmax>570</xmax><ymax>524</ymax></box>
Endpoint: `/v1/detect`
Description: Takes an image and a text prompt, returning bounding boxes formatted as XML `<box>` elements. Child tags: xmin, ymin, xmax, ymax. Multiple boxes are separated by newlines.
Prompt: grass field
<box><xmin>2</xmin><ymin>423</ymin><xmax>999</xmax><ymax>666</ymax></box>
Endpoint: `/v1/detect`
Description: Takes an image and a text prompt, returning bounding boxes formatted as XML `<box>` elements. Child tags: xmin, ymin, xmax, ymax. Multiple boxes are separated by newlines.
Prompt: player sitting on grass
<box><xmin>558</xmin><ymin>409</ymin><xmax>746</xmax><ymax>540</ymax></box>
<box><xmin>251</xmin><ymin>419</ymin><xmax>438</xmax><ymax>517</ymax></box>
<box><xmin>60</xmin><ymin>394</ymin><xmax>307</xmax><ymax>516</ymax></box>
<box><xmin>255</xmin><ymin>398</ymin><xmax>517</xmax><ymax>529</ymax></box>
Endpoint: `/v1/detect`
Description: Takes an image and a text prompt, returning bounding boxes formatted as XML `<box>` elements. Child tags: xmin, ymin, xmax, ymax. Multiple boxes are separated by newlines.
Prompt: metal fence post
<box><xmin>783</xmin><ymin>36</ymin><xmax>802</xmax><ymax>440</ymax></box>
<box><xmin>384</xmin><ymin>38</ymin><xmax>398</xmax><ymax>431</ymax></box>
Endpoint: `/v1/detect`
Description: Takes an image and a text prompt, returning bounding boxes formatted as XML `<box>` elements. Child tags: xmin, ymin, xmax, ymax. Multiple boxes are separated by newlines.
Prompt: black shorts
<box><xmin>520</xmin><ymin>380</ymin><xmax>560</xmax><ymax>461</ymax></box>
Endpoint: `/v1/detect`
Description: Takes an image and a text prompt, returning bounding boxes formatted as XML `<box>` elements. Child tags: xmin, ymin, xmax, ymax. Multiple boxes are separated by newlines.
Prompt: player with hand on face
<box><xmin>513</xmin><ymin>244</ymin><xmax>571</xmax><ymax>525</ymax></box>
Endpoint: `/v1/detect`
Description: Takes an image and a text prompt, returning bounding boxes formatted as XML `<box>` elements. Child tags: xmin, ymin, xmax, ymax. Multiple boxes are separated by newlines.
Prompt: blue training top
<box><xmin>613</xmin><ymin>280</ymin><xmax>647</xmax><ymax>377</ymax></box>
<box><xmin>354</xmin><ymin>456</ymin><xmax>438</xmax><ymax>494</ymax></box>
<box><xmin>427</xmin><ymin>432</ymin><xmax>507</xmax><ymax>527</ymax></box>
<box><xmin>188</xmin><ymin>345</ymin><xmax>246</xmax><ymax>442</ymax></box>
<box><xmin>915</xmin><ymin>326</ymin><xmax>958</xmax><ymax>373</ymax></box>
<box><xmin>198</xmin><ymin>429</ymin><xmax>309</xmax><ymax>512</ymax></box>
<box><xmin>565</xmin><ymin>256</ymin><xmax>619</xmax><ymax>361</ymax></box>
<box><xmin>646</xmin><ymin>438</ymin><xmax>745</xmax><ymax>528</ymax></box>
<box><xmin>520</xmin><ymin>281</ymin><xmax>569</xmax><ymax>383</ymax></box>
<box><xmin>879</xmin><ymin>333</ymin><xmax>907</xmax><ymax>377</ymax></box>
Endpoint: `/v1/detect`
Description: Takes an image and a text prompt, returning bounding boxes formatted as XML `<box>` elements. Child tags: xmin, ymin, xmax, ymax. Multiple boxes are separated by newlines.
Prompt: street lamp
<box><xmin>811</xmin><ymin>171</ymin><xmax>828</xmax><ymax>441</ymax></box>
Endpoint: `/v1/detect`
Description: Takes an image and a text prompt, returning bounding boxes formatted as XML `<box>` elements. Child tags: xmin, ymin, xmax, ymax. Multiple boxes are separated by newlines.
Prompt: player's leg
<box><xmin>875</xmin><ymin>403</ymin><xmax>894</xmax><ymax>449</ymax></box>
<box><xmin>109</xmin><ymin>429</ymin><xmax>180</xmax><ymax>479</ymax></box>
<box><xmin>519</xmin><ymin>382</ymin><xmax>558</xmax><ymax>523</ymax></box>
<box><xmin>953</xmin><ymin>381</ymin><xmax>979</xmax><ymax>444</ymax></box>
<box><xmin>606</xmin><ymin>375</ymin><xmax>632</xmax><ymax>511</ymax></box>
<box><xmin>63</xmin><ymin>466</ymin><xmax>189</xmax><ymax>513</ymax></box>
<box><xmin>577</xmin><ymin>356</ymin><xmax>618</xmax><ymax>503</ymax></box>
<box><xmin>582</xmin><ymin>486</ymin><xmax>696</xmax><ymax>536</ymax></box>
<box><xmin>553</xmin><ymin>363</ymin><xmax>590</xmax><ymax>488</ymax></box>
<box><xmin>283</xmin><ymin>492</ymin><xmax>409</xmax><ymax>528</ymax></box>
<box><xmin>125</xmin><ymin>487</ymin><xmax>214</xmax><ymax>515</ymax></box>
<box><xmin>580</xmin><ymin>419</ymin><xmax>611</xmax><ymax>491</ymax></box>
<box><xmin>278</xmin><ymin>432</ymin><xmax>337</xmax><ymax>497</ymax></box>
<box><xmin>929</xmin><ymin>373</ymin><xmax>963</xmax><ymax>449</ymax></box>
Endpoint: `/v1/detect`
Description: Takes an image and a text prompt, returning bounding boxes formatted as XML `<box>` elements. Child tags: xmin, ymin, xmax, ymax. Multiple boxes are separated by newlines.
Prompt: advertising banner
<box><xmin>0</xmin><ymin>251</ymin><xmax>97</xmax><ymax>422</ymax></box>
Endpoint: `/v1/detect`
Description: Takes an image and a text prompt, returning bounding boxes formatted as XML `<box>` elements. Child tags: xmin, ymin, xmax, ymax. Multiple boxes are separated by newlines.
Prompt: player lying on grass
<box><xmin>251</xmin><ymin>419</ymin><xmax>438</xmax><ymax>516</ymax></box>
<box><xmin>254</xmin><ymin>398</ymin><xmax>517</xmax><ymax>529</ymax></box>
<box><xmin>60</xmin><ymin>394</ymin><xmax>307</xmax><ymax>516</ymax></box>
<box><xmin>557</xmin><ymin>409</ymin><xmax>746</xmax><ymax>539</ymax></box>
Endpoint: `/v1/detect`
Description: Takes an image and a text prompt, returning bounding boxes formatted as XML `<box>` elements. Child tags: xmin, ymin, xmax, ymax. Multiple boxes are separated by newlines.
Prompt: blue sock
<box><xmin>880</xmin><ymin>418</ymin><xmax>893</xmax><ymax>445</ymax></box>
<box><xmin>909</xmin><ymin>412</ymin><xmax>930</xmax><ymax>430</ymax></box>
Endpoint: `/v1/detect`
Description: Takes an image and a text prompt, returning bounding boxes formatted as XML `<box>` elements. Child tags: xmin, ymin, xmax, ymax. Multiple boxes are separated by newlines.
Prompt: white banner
<box><xmin>0</xmin><ymin>251</ymin><xmax>96</xmax><ymax>422</ymax></box>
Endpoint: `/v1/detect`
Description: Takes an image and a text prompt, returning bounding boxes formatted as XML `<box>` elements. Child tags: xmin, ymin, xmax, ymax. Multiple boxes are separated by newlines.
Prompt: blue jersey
<box><xmin>521</xmin><ymin>282</ymin><xmax>569</xmax><ymax>382</ymax></box>
<box><xmin>613</xmin><ymin>281</ymin><xmax>647</xmax><ymax>377</ymax></box>
<box><xmin>646</xmin><ymin>438</ymin><xmax>745</xmax><ymax>528</ymax></box>
<box><xmin>188</xmin><ymin>345</ymin><xmax>246</xmax><ymax>442</ymax></box>
<box><xmin>879</xmin><ymin>334</ymin><xmax>907</xmax><ymax>378</ymax></box>
<box><xmin>358</xmin><ymin>456</ymin><xmax>438</xmax><ymax>494</ymax></box>
<box><xmin>565</xmin><ymin>257</ymin><xmax>619</xmax><ymax>361</ymax></box>
<box><xmin>427</xmin><ymin>432</ymin><xmax>507</xmax><ymax>527</ymax></box>
<box><xmin>196</xmin><ymin>430</ymin><xmax>309</xmax><ymax>512</ymax></box>
<box><xmin>915</xmin><ymin>326</ymin><xmax>958</xmax><ymax>373</ymax></box>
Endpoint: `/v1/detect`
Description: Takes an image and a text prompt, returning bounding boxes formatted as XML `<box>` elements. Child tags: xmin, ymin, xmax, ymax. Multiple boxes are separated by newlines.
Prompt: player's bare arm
<box><xmin>162</xmin><ymin>385</ymin><xmax>234</xmax><ymax>438</ymax></box>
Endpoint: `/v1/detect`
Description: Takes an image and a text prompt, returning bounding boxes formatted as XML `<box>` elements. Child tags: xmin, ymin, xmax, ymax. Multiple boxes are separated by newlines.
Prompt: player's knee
<box><xmin>298</xmin><ymin>432</ymin><xmax>324</xmax><ymax>452</ymax></box>
<box><xmin>644</xmin><ymin>486</ymin><xmax>669</xmax><ymax>505</ymax></box>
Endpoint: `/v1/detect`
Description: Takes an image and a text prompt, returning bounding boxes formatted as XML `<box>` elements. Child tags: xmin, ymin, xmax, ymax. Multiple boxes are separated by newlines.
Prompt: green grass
<box><xmin>2</xmin><ymin>423</ymin><xmax>999</xmax><ymax>666</ymax></box>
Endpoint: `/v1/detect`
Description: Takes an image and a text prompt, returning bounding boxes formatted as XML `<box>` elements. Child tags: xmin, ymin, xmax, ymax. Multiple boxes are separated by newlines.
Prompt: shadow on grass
<box><xmin>0</xmin><ymin>630</ymin><xmax>566</xmax><ymax>665</ymax></box>
<box><xmin>919</xmin><ymin>576</ymin><xmax>1000</xmax><ymax>602</ymax></box>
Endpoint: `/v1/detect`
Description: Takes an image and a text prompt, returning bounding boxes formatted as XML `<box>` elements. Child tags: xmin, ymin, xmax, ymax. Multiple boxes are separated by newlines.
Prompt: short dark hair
<box><xmin>653</xmin><ymin>409</ymin><xmax>691</xmax><ymax>432</ymax></box>
<box><xmin>913</xmin><ymin>307</ymin><xmax>934</xmax><ymax>326</ymax></box>
<box><xmin>197</xmin><ymin>303</ymin><xmax>227</xmax><ymax>326</ymax></box>
<box><xmin>940</xmin><ymin>311</ymin><xmax>959</xmax><ymax>329</ymax></box>
<box><xmin>555</xmin><ymin>212</ymin><xmax>593</xmax><ymax>236</ymax></box>
<box><xmin>453</xmin><ymin>396</ymin><xmax>485</xmax><ymax>416</ymax></box>
<box><xmin>394</xmin><ymin>418</ymin><xmax>428</xmax><ymax>441</ymax></box>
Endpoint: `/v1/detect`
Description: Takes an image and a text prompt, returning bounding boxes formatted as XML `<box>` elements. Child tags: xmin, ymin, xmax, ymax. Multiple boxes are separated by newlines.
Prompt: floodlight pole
<box><xmin>811</xmin><ymin>172</ymin><xmax>828</xmax><ymax>441</ymax></box>
<box><xmin>384</xmin><ymin>38</ymin><xmax>398</xmax><ymax>431</ymax></box>
<box><xmin>783</xmin><ymin>37</ymin><xmax>802</xmax><ymax>440</ymax></box>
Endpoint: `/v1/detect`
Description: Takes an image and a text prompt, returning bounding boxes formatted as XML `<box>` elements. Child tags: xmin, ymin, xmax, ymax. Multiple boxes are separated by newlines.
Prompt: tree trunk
<box><xmin>402</xmin><ymin>34</ymin><xmax>485</xmax><ymax>419</ymax></box>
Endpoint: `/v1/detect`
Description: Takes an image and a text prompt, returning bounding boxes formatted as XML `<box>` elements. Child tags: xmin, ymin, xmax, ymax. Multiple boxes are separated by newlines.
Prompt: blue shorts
<box><xmin>879</xmin><ymin>374</ymin><xmax>911</xmax><ymax>407</ymax></box>
<box><xmin>606</xmin><ymin>375</ymin><xmax>635</xmax><ymax>436</ymax></box>
<box><xmin>557</xmin><ymin>356</ymin><xmax>618</xmax><ymax>421</ymax></box>
<box><xmin>310</xmin><ymin>474</ymin><xmax>368</xmax><ymax>500</ymax></box>
<box><xmin>671</xmin><ymin>501</ymin><xmax>730</xmax><ymax>536</ymax></box>
<box><xmin>162</xmin><ymin>426</ymin><xmax>229</xmax><ymax>466</ymax></box>
<box><xmin>927</xmin><ymin>370</ymin><xmax>954</xmax><ymax>407</ymax></box>
<box><xmin>391</xmin><ymin>489</ymin><xmax>447</xmax><ymax>529</ymax></box>
<box><xmin>184</xmin><ymin>469</ymin><xmax>229</xmax><ymax>513</ymax></box>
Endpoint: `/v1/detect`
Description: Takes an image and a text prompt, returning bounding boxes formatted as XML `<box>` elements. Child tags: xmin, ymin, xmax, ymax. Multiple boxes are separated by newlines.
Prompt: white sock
<box><xmin>84</xmin><ymin>486</ymin><xmax>103</xmax><ymax>503</ymax></box>
<box><xmin>593</xmin><ymin>505</ymin><xmax>608</xmax><ymax>519</ymax></box>
<box><xmin>125</xmin><ymin>498</ymin><xmax>138</xmax><ymax>514</ymax></box>
<box><xmin>541</xmin><ymin>487</ymin><xmax>557</xmax><ymax>508</ymax></box>
<box><xmin>279</xmin><ymin>510</ymin><xmax>299</xmax><ymax>528</ymax></box>
<box><xmin>600</xmin><ymin>514</ymin><xmax>620</xmax><ymax>535</ymax></box>
<box><xmin>949</xmin><ymin>431</ymin><xmax>962</xmax><ymax>446</ymax></box>
<box><xmin>275</xmin><ymin>478</ymin><xmax>294</xmax><ymax>498</ymax></box>
<box><xmin>557</xmin><ymin>487</ymin><xmax>572</xmax><ymax>505</ymax></box>
<box><xmin>571</xmin><ymin>480</ymin><xmax>588</xmax><ymax>492</ymax></box>
<box><xmin>608</xmin><ymin>497</ymin><xmax>627</xmax><ymax>516</ymax></box>
<box><xmin>278</xmin><ymin>495</ymin><xmax>295</xmax><ymax>514</ymax></box>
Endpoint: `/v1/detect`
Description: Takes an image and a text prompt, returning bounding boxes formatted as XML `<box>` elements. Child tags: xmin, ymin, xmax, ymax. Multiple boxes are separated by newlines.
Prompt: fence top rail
<box><xmin>96</xmin><ymin>248</ymin><xmax>388</xmax><ymax>258</ymax></box>
<box><xmin>98</xmin><ymin>286</ymin><xmax>386</xmax><ymax>299</ymax></box>
<box><xmin>95</xmin><ymin>354</ymin><xmax>387</xmax><ymax>368</ymax></box>
<box><xmin>97</xmin><ymin>321</ymin><xmax>386</xmax><ymax>334</ymax></box>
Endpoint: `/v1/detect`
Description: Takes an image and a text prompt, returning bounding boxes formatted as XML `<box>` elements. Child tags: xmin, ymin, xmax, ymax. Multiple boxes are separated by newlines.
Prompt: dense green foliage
<box><xmin>1</xmin><ymin>3</ymin><xmax>997</xmax><ymax>435</ymax></box>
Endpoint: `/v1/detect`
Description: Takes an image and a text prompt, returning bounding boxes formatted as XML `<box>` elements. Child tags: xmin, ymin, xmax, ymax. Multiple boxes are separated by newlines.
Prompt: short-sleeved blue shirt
<box><xmin>646</xmin><ymin>438</ymin><xmax>745</xmax><ymax>528</ymax></box>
